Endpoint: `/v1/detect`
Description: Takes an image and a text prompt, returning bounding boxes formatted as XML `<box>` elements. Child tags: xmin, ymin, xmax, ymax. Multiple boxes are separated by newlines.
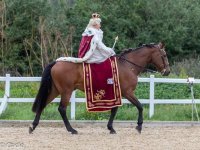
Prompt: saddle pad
<box><xmin>83</xmin><ymin>57</ymin><xmax>122</xmax><ymax>112</ymax></box>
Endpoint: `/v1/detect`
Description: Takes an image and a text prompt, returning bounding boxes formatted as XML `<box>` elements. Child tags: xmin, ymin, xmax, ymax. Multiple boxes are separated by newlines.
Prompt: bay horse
<box><xmin>29</xmin><ymin>42</ymin><xmax>170</xmax><ymax>134</ymax></box>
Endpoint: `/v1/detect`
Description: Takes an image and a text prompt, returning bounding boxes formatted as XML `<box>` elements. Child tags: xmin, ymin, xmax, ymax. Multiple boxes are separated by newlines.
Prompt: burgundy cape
<box><xmin>83</xmin><ymin>57</ymin><xmax>122</xmax><ymax>112</ymax></box>
<box><xmin>78</xmin><ymin>35</ymin><xmax>94</xmax><ymax>58</ymax></box>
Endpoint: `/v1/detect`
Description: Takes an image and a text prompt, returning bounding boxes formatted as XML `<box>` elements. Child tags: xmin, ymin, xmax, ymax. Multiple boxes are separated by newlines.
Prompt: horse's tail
<box><xmin>32</xmin><ymin>61</ymin><xmax>56</xmax><ymax>113</ymax></box>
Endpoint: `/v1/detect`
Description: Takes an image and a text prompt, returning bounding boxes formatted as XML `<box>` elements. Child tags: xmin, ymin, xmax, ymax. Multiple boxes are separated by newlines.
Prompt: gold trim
<box><xmin>114</xmin><ymin>57</ymin><xmax>122</xmax><ymax>100</ymax></box>
<box><xmin>84</xmin><ymin>57</ymin><xmax>122</xmax><ymax>112</ymax></box>
<box><xmin>83</xmin><ymin>63</ymin><xmax>88</xmax><ymax>110</ymax></box>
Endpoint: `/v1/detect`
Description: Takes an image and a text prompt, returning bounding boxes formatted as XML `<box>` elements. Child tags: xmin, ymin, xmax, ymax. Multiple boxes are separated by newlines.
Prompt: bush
<box><xmin>1</xmin><ymin>0</ymin><xmax>200</xmax><ymax>75</ymax></box>
<box><xmin>171</xmin><ymin>57</ymin><xmax>200</xmax><ymax>78</ymax></box>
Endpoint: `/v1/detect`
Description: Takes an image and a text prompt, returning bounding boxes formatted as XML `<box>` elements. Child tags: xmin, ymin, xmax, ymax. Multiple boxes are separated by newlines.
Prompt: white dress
<box><xmin>56</xmin><ymin>27</ymin><xmax>115</xmax><ymax>63</ymax></box>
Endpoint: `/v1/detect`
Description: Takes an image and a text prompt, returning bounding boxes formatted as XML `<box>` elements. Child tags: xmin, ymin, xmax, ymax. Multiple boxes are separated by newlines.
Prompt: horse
<box><xmin>29</xmin><ymin>42</ymin><xmax>170</xmax><ymax>134</ymax></box>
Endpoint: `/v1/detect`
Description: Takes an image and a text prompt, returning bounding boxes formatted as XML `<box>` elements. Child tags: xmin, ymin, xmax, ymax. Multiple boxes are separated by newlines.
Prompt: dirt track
<box><xmin>0</xmin><ymin>122</ymin><xmax>200</xmax><ymax>150</ymax></box>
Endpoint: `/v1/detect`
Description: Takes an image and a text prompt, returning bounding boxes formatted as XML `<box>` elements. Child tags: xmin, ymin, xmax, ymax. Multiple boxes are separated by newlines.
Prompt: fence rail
<box><xmin>0</xmin><ymin>74</ymin><xmax>200</xmax><ymax>119</ymax></box>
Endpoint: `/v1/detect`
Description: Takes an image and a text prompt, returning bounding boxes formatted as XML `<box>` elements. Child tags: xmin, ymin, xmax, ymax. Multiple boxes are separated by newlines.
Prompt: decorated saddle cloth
<box><xmin>83</xmin><ymin>56</ymin><xmax>122</xmax><ymax>112</ymax></box>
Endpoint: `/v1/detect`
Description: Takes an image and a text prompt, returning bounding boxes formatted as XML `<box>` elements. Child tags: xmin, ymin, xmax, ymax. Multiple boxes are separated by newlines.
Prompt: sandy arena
<box><xmin>0</xmin><ymin>121</ymin><xmax>200</xmax><ymax>150</ymax></box>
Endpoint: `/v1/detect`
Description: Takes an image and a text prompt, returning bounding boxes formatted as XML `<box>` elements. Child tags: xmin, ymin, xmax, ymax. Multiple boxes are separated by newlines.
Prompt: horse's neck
<box><xmin>126</xmin><ymin>48</ymin><xmax>152</xmax><ymax>75</ymax></box>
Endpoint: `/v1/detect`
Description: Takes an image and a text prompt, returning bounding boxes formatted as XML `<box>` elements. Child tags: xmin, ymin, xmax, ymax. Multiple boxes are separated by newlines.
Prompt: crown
<box><xmin>92</xmin><ymin>13</ymin><xmax>100</xmax><ymax>19</ymax></box>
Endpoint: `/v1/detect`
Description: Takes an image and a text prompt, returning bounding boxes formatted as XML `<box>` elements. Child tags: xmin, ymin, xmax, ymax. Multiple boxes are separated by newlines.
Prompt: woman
<box><xmin>56</xmin><ymin>13</ymin><xmax>115</xmax><ymax>63</ymax></box>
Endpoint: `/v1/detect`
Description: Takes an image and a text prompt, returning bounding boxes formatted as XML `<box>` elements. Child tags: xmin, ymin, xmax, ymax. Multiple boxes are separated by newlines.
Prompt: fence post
<box><xmin>70</xmin><ymin>91</ymin><xmax>76</xmax><ymax>120</ymax></box>
<box><xmin>149</xmin><ymin>75</ymin><xmax>155</xmax><ymax>118</ymax></box>
<box><xmin>0</xmin><ymin>74</ymin><xmax>10</xmax><ymax>115</ymax></box>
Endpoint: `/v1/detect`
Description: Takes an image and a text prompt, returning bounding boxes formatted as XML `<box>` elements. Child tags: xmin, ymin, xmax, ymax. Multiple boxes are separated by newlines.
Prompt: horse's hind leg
<box><xmin>29</xmin><ymin>110</ymin><xmax>42</xmax><ymax>134</ymax></box>
<box><xmin>107</xmin><ymin>107</ymin><xmax>118</xmax><ymax>134</ymax></box>
<box><xmin>124</xmin><ymin>93</ymin><xmax>143</xmax><ymax>134</ymax></box>
<box><xmin>58</xmin><ymin>91</ymin><xmax>77</xmax><ymax>134</ymax></box>
<box><xmin>29</xmin><ymin>83</ymin><xmax>59</xmax><ymax>134</ymax></box>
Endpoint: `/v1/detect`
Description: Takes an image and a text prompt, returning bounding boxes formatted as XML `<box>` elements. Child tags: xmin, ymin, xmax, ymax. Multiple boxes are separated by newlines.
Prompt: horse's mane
<box><xmin>119</xmin><ymin>43</ymin><xmax>156</xmax><ymax>56</ymax></box>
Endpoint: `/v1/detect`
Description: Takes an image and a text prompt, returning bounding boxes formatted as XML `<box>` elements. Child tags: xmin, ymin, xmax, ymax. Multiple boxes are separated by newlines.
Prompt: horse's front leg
<box><xmin>125</xmin><ymin>93</ymin><xmax>143</xmax><ymax>133</ymax></box>
<box><xmin>107</xmin><ymin>107</ymin><xmax>118</xmax><ymax>134</ymax></box>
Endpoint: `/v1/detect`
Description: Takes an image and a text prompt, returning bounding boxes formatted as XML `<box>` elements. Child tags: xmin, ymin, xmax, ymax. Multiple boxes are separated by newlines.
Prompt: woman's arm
<box><xmin>97</xmin><ymin>40</ymin><xmax>116</xmax><ymax>57</ymax></box>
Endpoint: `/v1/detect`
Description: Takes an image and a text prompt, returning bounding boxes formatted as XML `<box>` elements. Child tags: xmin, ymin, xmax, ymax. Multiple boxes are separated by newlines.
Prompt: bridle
<box><xmin>159</xmin><ymin>48</ymin><xmax>170</xmax><ymax>75</ymax></box>
<box><xmin>118</xmin><ymin>55</ymin><xmax>157</xmax><ymax>73</ymax></box>
<box><xmin>117</xmin><ymin>46</ymin><xmax>169</xmax><ymax>74</ymax></box>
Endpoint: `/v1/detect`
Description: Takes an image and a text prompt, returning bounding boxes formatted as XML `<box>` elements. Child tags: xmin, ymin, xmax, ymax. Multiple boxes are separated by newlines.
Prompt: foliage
<box><xmin>171</xmin><ymin>57</ymin><xmax>200</xmax><ymax>78</ymax></box>
<box><xmin>0</xmin><ymin>0</ymin><xmax>200</xmax><ymax>76</ymax></box>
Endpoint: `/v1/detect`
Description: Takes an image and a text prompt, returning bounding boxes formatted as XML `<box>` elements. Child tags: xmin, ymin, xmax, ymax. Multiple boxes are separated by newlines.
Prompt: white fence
<box><xmin>1</xmin><ymin>74</ymin><xmax>200</xmax><ymax>119</ymax></box>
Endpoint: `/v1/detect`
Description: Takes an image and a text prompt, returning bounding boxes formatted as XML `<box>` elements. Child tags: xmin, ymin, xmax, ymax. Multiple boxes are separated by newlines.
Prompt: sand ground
<box><xmin>0</xmin><ymin>121</ymin><xmax>200</xmax><ymax>150</ymax></box>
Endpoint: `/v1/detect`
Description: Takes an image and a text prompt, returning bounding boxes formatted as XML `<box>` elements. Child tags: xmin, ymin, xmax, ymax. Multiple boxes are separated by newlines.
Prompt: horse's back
<box><xmin>51</xmin><ymin>61</ymin><xmax>84</xmax><ymax>91</ymax></box>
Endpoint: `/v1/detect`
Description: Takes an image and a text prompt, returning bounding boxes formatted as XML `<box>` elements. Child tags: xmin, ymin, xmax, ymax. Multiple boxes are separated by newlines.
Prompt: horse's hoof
<box><xmin>29</xmin><ymin>126</ymin><xmax>34</xmax><ymax>134</ymax></box>
<box><xmin>135</xmin><ymin>125</ymin><xmax>142</xmax><ymax>134</ymax></box>
<box><xmin>71</xmin><ymin>129</ymin><xmax>78</xmax><ymax>134</ymax></box>
<box><xmin>110</xmin><ymin>130</ymin><xmax>117</xmax><ymax>134</ymax></box>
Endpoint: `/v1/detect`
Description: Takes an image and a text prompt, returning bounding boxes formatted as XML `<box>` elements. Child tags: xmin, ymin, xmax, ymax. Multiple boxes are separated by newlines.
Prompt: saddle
<box><xmin>83</xmin><ymin>56</ymin><xmax>122</xmax><ymax>112</ymax></box>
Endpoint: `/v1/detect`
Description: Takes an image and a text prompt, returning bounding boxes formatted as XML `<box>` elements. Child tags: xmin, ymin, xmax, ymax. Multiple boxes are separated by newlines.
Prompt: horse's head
<box><xmin>151</xmin><ymin>42</ymin><xmax>170</xmax><ymax>76</ymax></box>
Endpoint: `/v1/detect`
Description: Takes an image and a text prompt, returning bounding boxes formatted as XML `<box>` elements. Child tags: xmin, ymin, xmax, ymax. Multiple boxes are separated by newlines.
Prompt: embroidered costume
<box><xmin>57</xmin><ymin>13</ymin><xmax>122</xmax><ymax>112</ymax></box>
<box><xmin>56</xmin><ymin>13</ymin><xmax>115</xmax><ymax>63</ymax></box>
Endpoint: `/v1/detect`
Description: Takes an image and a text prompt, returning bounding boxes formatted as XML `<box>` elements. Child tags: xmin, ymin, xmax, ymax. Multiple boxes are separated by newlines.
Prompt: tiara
<box><xmin>92</xmin><ymin>13</ymin><xmax>100</xmax><ymax>18</ymax></box>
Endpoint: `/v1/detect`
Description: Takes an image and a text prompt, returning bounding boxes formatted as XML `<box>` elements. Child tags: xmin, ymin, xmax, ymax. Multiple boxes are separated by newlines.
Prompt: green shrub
<box><xmin>171</xmin><ymin>57</ymin><xmax>200</xmax><ymax>78</ymax></box>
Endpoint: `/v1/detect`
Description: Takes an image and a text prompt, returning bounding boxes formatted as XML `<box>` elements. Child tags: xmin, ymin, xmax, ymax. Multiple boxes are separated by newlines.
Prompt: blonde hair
<box><xmin>87</xmin><ymin>13</ymin><xmax>101</xmax><ymax>27</ymax></box>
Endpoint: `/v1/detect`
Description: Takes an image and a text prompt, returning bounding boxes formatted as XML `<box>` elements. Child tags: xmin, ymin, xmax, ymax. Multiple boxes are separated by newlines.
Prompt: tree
<box><xmin>1</xmin><ymin>0</ymin><xmax>200</xmax><ymax>76</ymax></box>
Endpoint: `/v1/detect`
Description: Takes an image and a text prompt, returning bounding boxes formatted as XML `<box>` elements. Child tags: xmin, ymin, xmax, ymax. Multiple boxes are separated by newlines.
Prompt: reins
<box><xmin>118</xmin><ymin>55</ymin><xmax>158</xmax><ymax>73</ymax></box>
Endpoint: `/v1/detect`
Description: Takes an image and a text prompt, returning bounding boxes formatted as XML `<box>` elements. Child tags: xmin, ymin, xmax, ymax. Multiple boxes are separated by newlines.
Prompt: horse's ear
<box><xmin>158</xmin><ymin>42</ymin><xmax>165</xmax><ymax>49</ymax></box>
<box><xmin>138</xmin><ymin>43</ymin><xmax>143</xmax><ymax>47</ymax></box>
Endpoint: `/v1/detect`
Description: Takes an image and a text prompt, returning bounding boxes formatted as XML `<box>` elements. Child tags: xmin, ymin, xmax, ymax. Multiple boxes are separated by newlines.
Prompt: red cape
<box><xmin>78</xmin><ymin>36</ymin><xmax>94</xmax><ymax>58</ymax></box>
<box><xmin>83</xmin><ymin>57</ymin><xmax>122</xmax><ymax>112</ymax></box>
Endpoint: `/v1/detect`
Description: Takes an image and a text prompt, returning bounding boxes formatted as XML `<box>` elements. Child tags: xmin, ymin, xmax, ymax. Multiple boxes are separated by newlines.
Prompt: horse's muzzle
<box><xmin>161</xmin><ymin>69</ymin><xmax>170</xmax><ymax>76</ymax></box>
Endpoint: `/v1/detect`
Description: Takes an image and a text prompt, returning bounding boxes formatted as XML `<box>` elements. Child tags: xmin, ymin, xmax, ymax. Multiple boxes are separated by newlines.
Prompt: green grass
<box><xmin>0</xmin><ymin>102</ymin><xmax>198</xmax><ymax>121</ymax></box>
<box><xmin>0</xmin><ymin>82</ymin><xmax>5</xmax><ymax>97</ymax></box>
<box><xmin>10</xmin><ymin>82</ymin><xmax>39</xmax><ymax>97</ymax></box>
<box><xmin>0</xmin><ymin>81</ymin><xmax>200</xmax><ymax>121</ymax></box>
